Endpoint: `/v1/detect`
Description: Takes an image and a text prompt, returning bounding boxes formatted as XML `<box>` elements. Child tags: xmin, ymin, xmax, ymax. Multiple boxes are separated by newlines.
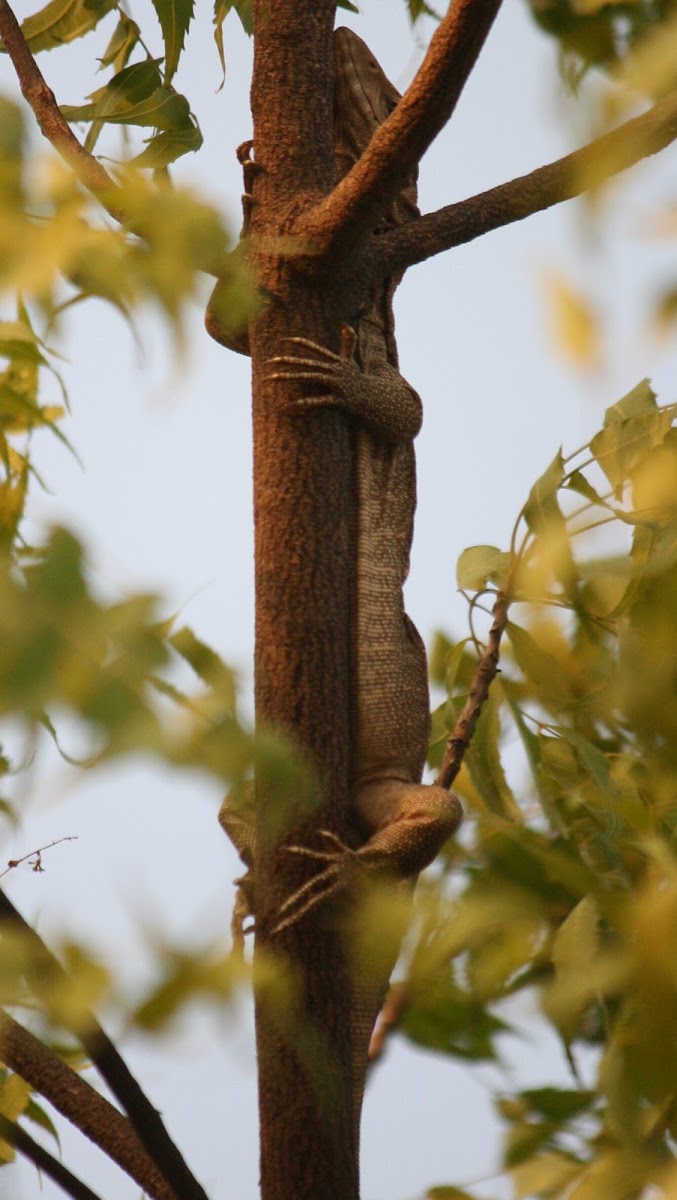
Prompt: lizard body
<box><xmin>215</xmin><ymin>26</ymin><xmax>462</xmax><ymax>1145</ymax></box>
<box><xmin>271</xmin><ymin>29</ymin><xmax>461</xmax><ymax>908</ymax></box>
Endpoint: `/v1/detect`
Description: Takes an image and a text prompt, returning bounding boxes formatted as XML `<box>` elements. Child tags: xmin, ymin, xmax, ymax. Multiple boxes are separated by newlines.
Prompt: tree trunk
<box><xmin>249</xmin><ymin>3</ymin><xmax>359</xmax><ymax>1196</ymax></box>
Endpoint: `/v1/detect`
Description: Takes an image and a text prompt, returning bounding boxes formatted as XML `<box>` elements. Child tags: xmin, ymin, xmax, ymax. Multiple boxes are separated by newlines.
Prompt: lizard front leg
<box><xmin>267</xmin><ymin>334</ymin><xmax>423</xmax><ymax>444</ymax></box>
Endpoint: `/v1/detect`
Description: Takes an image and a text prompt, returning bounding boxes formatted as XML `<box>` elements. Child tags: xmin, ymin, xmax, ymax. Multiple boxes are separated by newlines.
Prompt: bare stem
<box><xmin>436</xmin><ymin>591</ymin><xmax>508</xmax><ymax>792</ymax></box>
<box><xmin>0</xmin><ymin>1111</ymin><xmax>103</xmax><ymax>1200</ymax></box>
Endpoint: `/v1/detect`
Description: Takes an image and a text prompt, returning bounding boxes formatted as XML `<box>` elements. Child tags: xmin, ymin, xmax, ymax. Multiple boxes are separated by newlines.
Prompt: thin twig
<box><xmin>0</xmin><ymin>1111</ymin><xmax>104</xmax><ymax>1200</ymax></box>
<box><xmin>0</xmin><ymin>1011</ymin><xmax>178</xmax><ymax>1200</ymax></box>
<box><xmin>436</xmin><ymin>590</ymin><xmax>508</xmax><ymax>791</ymax></box>
<box><xmin>0</xmin><ymin>836</ymin><xmax>77</xmax><ymax>880</ymax></box>
<box><xmin>368</xmin><ymin>981</ymin><xmax>409</xmax><ymax>1064</ymax></box>
<box><xmin>0</xmin><ymin>889</ymin><xmax>210</xmax><ymax>1200</ymax></box>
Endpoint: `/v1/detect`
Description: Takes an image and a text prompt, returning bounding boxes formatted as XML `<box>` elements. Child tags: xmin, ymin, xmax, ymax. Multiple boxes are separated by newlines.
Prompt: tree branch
<box><xmin>306</xmin><ymin>0</ymin><xmax>504</xmax><ymax>250</ymax></box>
<box><xmin>0</xmin><ymin>0</ymin><xmax>229</xmax><ymax>277</ymax></box>
<box><xmin>0</xmin><ymin>0</ymin><xmax>126</xmax><ymax>222</ymax></box>
<box><xmin>0</xmin><ymin>889</ymin><xmax>209</xmax><ymax>1200</ymax></box>
<box><xmin>0</xmin><ymin>1112</ymin><xmax>104</xmax><ymax>1200</ymax></box>
<box><xmin>380</xmin><ymin>88</ymin><xmax>677</xmax><ymax>274</ymax></box>
<box><xmin>436</xmin><ymin>591</ymin><xmax>508</xmax><ymax>792</ymax></box>
<box><xmin>0</xmin><ymin>1012</ymin><xmax>178</xmax><ymax>1200</ymax></box>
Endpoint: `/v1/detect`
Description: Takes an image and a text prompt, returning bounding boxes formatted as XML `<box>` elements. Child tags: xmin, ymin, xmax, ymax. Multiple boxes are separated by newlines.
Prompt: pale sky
<box><xmin>1</xmin><ymin>1</ymin><xmax>675</xmax><ymax>1197</ymax></box>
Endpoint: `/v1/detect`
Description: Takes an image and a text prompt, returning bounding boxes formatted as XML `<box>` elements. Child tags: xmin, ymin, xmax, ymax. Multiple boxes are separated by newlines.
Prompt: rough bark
<box><xmin>248</xmin><ymin>3</ymin><xmax>359</xmax><ymax>1197</ymax></box>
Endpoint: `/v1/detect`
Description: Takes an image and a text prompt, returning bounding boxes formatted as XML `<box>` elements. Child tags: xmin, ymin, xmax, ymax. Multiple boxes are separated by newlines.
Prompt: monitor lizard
<box><xmin>210</xmin><ymin>25</ymin><xmax>462</xmax><ymax>1140</ymax></box>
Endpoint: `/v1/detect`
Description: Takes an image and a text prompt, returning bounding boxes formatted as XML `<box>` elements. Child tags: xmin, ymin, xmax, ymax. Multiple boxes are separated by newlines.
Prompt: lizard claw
<box><xmin>271</xmin><ymin>831</ymin><xmax>360</xmax><ymax>934</ymax></box>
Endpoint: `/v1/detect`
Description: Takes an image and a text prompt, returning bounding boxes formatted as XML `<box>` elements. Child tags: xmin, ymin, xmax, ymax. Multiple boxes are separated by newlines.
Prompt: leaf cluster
<box><xmin>398</xmin><ymin>380</ymin><xmax>677</xmax><ymax>1200</ymax></box>
<box><xmin>527</xmin><ymin>0</ymin><xmax>677</xmax><ymax>93</ymax></box>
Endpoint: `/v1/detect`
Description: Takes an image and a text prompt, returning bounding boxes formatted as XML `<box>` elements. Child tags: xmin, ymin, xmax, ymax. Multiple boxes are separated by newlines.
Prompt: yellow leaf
<box><xmin>511</xmin><ymin>1151</ymin><xmax>581</xmax><ymax>1200</ymax></box>
<box><xmin>540</xmin><ymin>269</ymin><xmax>602</xmax><ymax>369</ymax></box>
<box><xmin>0</xmin><ymin>1072</ymin><xmax>32</xmax><ymax>1162</ymax></box>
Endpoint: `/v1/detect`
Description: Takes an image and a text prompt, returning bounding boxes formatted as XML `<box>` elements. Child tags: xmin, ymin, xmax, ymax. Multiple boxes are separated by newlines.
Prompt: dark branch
<box><xmin>306</xmin><ymin>0</ymin><xmax>504</xmax><ymax>250</ymax></box>
<box><xmin>0</xmin><ymin>890</ymin><xmax>209</xmax><ymax>1200</ymax></box>
<box><xmin>0</xmin><ymin>1012</ymin><xmax>178</xmax><ymax>1200</ymax></box>
<box><xmin>436</xmin><ymin>591</ymin><xmax>508</xmax><ymax>791</ymax></box>
<box><xmin>0</xmin><ymin>1112</ymin><xmax>103</xmax><ymax>1200</ymax></box>
<box><xmin>380</xmin><ymin>89</ymin><xmax>677</xmax><ymax>274</ymax></box>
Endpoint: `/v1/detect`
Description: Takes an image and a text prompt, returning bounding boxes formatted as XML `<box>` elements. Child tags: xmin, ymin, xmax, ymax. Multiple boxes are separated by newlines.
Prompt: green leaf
<box><xmin>555</xmin><ymin>728</ymin><xmax>617</xmax><ymax>798</ymax></box>
<box><xmin>522</xmin><ymin>451</ymin><xmax>577</xmax><ymax>596</ymax></box>
<box><xmin>510</xmin><ymin>1152</ymin><xmax>582</xmax><ymax>1200</ymax></box>
<box><xmin>407</xmin><ymin>0</ymin><xmax>440</xmax><ymax>20</ymax></box>
<box><xmin>0</xmin><ymin>322</ymin><xmax>48</xmax><ymax>367</ymax></box>
<box><xmin>403</xmin><ymin>970</ymin><xmax>509</xmax><ymax>1060</ymax></box>
<box><xmin>63</xmin><ymin>64</ymin><xmax>196</xmax><ymax>133</ymax></box>
<box><xmin>456</xmin><ymin>544</ymin><xmax>511</xmax><ymax>591</ymax></box>
<box><xmin>212</xmin><ymin>0</ymin><xmax>252</xmax><ymax>87</ymax></box>
<box><xmin>426</xmin><ymin>1189</ymin><xmax>478</xmax><ymax>1200</ymax></box>
<box><xmin>539</xmin><ymin>735</ymin><xmax>581</xmax><ymax>789</ymax></box>
<box><xmin>564</xmin><ymin>469</ymin><xmax>609</xmax><ymax>509</ymax></box>
<box><xmin>24</xmin><ymin>1098</ymin><xmax>60</xmax><ymax>1147</ymax></box>
<box><xmin>169</xmin><ymin>626</ymin><xmax>235</xmax><ymax>706</ymax></box>
<box><xmin>590</xmin><ymin>380</ymin><xmax>672</xmax><ymax>498</ymax></box>
<box><xmin>462</xmin><ymin>686</ymin><xmax>521</xmax><ymax>819</ymax></box>
<box><xmin>98</xmin><ymin>14</ymin><xmax>141</xmax><ymax>73</ymax></box>
<box><xmin>518</xmin><ymin>1087</ymin><xmax>595</xmax><ymax>1121</ymax></box>
<box><xmin>524</xmin><ymin>451</ymin><xmax>565</xmax><ymax>533</ymax></box>
<box><xmin>151</xmin><ymin>0</ymin><xmax>195</xmax><ymax>84</ymax></box>
<box><xmin>337</xmin><ymin>0</ymin><xmax>360</xmax><ymax>12</ymax></box>
<box><xmin>133</xmin><ymin>123</ymin><xmax>202</xmax><ymax>168</ymax></box>
<box><xmin>507</xmin><ymin>623</ymin><xmax>574</xmax><ymax>711</ymax></box>
<box><xmin>4</xmin><ymin>0</ymin><xmax>118</xmax><ymax>54</ymax></box>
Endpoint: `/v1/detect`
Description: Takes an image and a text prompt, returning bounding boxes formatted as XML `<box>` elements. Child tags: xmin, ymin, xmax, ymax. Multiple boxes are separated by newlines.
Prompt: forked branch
<box><xmin>308</xmin><ymin>0</ymin><xmax>504</xmax><ymax>249</ymax></box>
<box><xmin>0</xmin><ymin>889</ymin><xmax>209</xmax><ymax>1200</ymax></box>
<box><xmin>0</xmin><ymin>1012</ymin><xmax>178</xmax><ymax>1200</ymax></box>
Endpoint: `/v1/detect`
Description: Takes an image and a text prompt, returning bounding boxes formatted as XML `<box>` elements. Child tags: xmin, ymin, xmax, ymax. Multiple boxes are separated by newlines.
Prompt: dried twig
<box><xmin>0</xmin><ymin>836</ymin><xmax>77</xmax><ymax>880</ymax></box>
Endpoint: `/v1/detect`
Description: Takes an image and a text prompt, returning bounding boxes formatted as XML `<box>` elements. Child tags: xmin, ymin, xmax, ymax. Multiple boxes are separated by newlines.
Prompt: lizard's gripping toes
<box><xmin>266</xmin><ymin>333</ymin><xmax>361</xmax><ymax>412</ymax></box>
<box><xmin>272</xmin><ymin>831</ymin><xmax>359</xmax><ymax>935</ymax></box>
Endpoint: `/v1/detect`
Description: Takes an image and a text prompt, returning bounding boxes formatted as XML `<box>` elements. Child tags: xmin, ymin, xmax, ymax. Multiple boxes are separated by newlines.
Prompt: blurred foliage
<box><xmin>526</xmin><ymin>0</ymin><xmax>677</xmax><ymax>93</ymax></box>
<box><xmin>394</xmin><ymin>377</ymin><xmax>677</xmax><ymax>1199</ymax></box>
<box><xmin>0</xmin><ymin>4</ymin><xmax>676</xmax><ymax>1199</ymax></box>
<box><xmin>0</xmin><ymin>94</ymin><xmax>252</xmax><ymax>341</ymax></box>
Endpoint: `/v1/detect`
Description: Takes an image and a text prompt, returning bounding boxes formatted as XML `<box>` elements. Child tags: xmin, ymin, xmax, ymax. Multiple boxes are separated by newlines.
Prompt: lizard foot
<box><xmin>267</xmin><ymin>337</ymin><xmax>361</xmax><ymax>414</ymax></box>
<box><xmin>271</xmin><ymin>830</ymin><xmax>360</xmax><ymax>935</ymax></box>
